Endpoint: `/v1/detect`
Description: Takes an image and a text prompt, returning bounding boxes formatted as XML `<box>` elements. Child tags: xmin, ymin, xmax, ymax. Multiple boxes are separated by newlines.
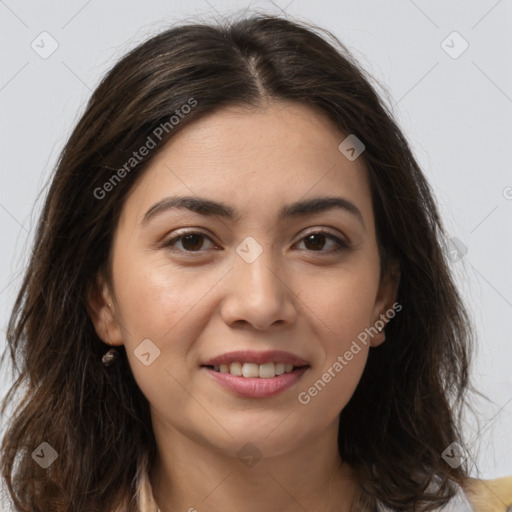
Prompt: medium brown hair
<box><xmin>1</xmin><ymin>12</ymin><xmax>474</xmax><ymax>511</ymax></box>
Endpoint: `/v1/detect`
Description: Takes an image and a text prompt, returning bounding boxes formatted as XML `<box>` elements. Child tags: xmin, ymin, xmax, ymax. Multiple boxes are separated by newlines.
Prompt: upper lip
<box><xmin>202</xmin><ymin>350</ymin><xmax>310</xmax><ymax>367</ymax></box>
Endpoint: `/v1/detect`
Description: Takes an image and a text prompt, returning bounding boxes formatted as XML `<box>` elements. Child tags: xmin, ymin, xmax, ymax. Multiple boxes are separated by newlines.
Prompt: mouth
<box><xmin>201</xmin><ymin>349</ymin><xmax>309</xmax><ymax>368</ymax></box>
<box><xmin>202</xmin><ymin>361</ymin><xmax>307</xmax><ymax>379</ymax></box>
<box><xmin>200</xmin><ymin>350</ymin><xmax>310</xmax><ymax>398</ymax></box>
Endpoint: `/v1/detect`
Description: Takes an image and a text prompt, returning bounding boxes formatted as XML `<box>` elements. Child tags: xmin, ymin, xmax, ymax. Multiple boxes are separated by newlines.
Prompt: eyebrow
<box><xmin>141</xmin><ymin>195</ymin><xmax>366</xmax><ymax>231</ymax></box>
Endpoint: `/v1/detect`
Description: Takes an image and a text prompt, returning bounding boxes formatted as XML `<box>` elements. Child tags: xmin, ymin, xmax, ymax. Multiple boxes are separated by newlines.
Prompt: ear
<box><xmin>369</xmin><ymin>260</ymin><xmax>401</xmax><ymax>347</ymax></box>
<box><xmin>86</xmin><ymin>270</ymin><xmax>124</xmax><ymax>346</ymax></box>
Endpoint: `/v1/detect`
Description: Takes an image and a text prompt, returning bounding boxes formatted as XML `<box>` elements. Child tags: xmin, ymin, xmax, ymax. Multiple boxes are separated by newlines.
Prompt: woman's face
<box><xmin>91</xmin><ymin>100</ymin><xmax>398</xmax><ymax>458</ymax></box>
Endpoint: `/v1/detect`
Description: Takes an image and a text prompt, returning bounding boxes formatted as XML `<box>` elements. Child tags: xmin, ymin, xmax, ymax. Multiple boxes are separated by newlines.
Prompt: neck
<box><xmin>148</xmin><ymin>412</ymin><xmax>358</xmax><ymax>512</ymax></box>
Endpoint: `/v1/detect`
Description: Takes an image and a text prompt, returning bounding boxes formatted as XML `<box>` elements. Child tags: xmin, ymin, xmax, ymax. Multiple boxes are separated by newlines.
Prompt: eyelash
<box><xmin>161</xmin><ymin>229</ymin><xmax>349</xmax><ymax>256</ymax></box>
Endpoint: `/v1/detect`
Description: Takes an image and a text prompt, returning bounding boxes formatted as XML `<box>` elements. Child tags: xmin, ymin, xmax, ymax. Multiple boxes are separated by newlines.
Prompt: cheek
<box><xmin>295</xmin><ymin>266</ymin><xmax>378</xmax><ymax>415</ymax></box>
<box><xmin>298</xmin><ymin>350</ymin><xmax>368</xmax><ymax>418</ymax></box>
<box><xmin>297</xmin><ymin>302</ymin><xmax>370</xmax><ymax>423</ymax></box>
<box><xmin>111</xmin><ymin>250</ymin><xmax>226</xmax><ymax>402</ymax></box>
<box><xmin>304</xmin><ymin>263</ymin><xmax>380</xmax><ymax>345</ymax></box>
<box><xmin>113</xmin><ymin>247</ymin><xmax>217</xmax><ymax>342</ymax></box>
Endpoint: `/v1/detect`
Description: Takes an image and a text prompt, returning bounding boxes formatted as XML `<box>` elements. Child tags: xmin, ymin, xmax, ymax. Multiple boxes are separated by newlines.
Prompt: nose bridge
<box><xmin>221</xmin><ymin>236</ymin><xmax>296</xmax><ymax>329</ymax></box>
<box><xmin>235</xmin><ymin>237</ymin><xmax>283</xmax><ymax>303</ymax></box>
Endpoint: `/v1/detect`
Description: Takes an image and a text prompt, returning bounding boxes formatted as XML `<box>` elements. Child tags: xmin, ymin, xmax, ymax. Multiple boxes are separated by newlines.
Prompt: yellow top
<box><xmin>464</xmin><ymin>476</ymin><xmax>512</xmax><ymax>511</ymax></box>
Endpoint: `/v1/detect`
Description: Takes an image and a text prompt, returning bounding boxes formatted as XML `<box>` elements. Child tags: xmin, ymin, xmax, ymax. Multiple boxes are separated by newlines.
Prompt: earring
<box><xmin>102</xmin><ymin>347</ymin><xmax>119</xmax><ymax>366</ymax></box>
<box><xmin>102</xmin><ymin>325</ymin><xmax>119</xmax><ymax>366</ymax></box>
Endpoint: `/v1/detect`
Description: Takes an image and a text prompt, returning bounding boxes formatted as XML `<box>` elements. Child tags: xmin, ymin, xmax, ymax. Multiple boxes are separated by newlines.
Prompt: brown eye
<box><xmin>179</xmin><ymin>234</ymin><xmax>206</xmax><ymax>251</ymax></box>
<box><xmin>163</xmin><ymin>232</ymin><xmax>216</xmax><ymax>252</ymax></box>
<box><xmin>296</xmin><ymin>231</ymin><xmax>348</xmax><ymax>254</ymax></box>
<box><xmin>303</xmin><ymin>233</ymin><xmax>327</xmax><ymax>251</ymax></box>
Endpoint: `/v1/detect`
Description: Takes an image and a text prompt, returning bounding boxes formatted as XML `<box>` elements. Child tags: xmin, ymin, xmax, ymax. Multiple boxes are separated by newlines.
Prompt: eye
<box><xmin>162</xmin><ymin>229</ymin><xmax>348</xmax><ymax>255</ymax></box>
<box><xmin>162</xmin><ymin>231</ymin><xmax>217</xmax><ymax>253</ymax></box>
<box><xmin>294</xmin><ymin>230</ymin><xmax>349</xmax><ymax>254</ymax></box>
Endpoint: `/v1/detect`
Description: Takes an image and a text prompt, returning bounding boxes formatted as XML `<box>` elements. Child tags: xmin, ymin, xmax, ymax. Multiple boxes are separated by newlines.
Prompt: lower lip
<box><xmin>202</xmin><ymin>366</ymin><xmax>309</xmax><ymax>398</ymax></box>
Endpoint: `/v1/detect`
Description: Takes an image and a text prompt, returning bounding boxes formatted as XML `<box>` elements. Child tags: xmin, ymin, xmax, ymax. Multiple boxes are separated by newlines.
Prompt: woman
<box><xmin>1</xmin><ymin>13</ymin><xmax>511</xmax><ymax>512</ymax></box>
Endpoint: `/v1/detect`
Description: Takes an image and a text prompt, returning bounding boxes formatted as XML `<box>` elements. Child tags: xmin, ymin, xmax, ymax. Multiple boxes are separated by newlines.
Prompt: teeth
<box><xmin>242</xmin><ymin>363</ymin><xmax>259</xmax><ymax>378</ymax></box>
<box><xmin>229</xmin><ymin>362</ymin><xmax>242</xmax><ymax>376</ymax></box>
<box><xmin>211</xmin><ymin>362</ymin><xmax>300</xmax><ymax>378</ymax></box>
<box><xmin>258</xmin><ymin>362</ymin><xmax>275</xmax><ymax>379</ymax></box>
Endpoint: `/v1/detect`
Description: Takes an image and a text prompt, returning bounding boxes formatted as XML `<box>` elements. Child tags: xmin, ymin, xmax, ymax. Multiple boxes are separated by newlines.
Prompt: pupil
<box><xmin>305</xmin><ymin>233</ymin><xmax>325</xmax><ymax>250</ymax></box>
<box><xmin>182</xmin><ymin>234</ymin><xmax>203</xmax><ymax>251</ymax></box>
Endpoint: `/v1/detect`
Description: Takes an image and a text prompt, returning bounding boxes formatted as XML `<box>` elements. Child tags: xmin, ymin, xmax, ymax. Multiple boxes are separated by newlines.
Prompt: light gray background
<box><xmin>1</xmin><ymin>0</ymin><xmax>511</xmax><ymax>485</ymax></box>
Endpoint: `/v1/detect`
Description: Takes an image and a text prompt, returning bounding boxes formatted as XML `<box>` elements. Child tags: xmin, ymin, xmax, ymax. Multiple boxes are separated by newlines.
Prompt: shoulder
<box><xmin>463</xmin><ymin>475</ymin><xmax>512</xmax><ymax>511</ymax></box>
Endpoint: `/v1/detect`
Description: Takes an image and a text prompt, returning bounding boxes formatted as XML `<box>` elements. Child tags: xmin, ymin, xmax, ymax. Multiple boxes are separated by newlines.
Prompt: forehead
<box><xmin>120</xmin><ymin>101</ymin><xmax>374</xmax><ymax>230</ymax></box>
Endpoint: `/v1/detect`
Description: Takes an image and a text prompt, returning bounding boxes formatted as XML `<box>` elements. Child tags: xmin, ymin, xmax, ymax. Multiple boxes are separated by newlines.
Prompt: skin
<box><xmin>88</xmin><ymin>100</ymin><xmax>400</xmax><ymax>511</ymax></box>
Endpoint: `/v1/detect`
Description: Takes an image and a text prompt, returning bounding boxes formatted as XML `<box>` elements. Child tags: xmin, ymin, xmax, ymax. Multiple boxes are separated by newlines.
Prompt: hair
<box><xmin>1</xmin><ymin>11</ymin><xmax>474</xmax><ymax>512</ymax></box>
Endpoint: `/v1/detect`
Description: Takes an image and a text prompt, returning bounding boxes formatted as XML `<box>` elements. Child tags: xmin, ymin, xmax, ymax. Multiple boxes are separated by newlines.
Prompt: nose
<box><xmin>220</xmin><ymin>247</ymin><xmax>297</xmax><ymax>331</ymax></box>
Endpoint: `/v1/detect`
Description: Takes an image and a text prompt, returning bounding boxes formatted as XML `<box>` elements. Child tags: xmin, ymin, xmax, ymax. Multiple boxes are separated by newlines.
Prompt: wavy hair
<box><xmin>1</xmin><ymin>12</ymin><xmax>474</xmax><ymax>511</ymax></box>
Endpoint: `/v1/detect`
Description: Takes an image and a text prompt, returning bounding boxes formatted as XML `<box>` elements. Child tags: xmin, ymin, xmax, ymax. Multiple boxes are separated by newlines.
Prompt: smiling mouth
<box><xmin>202</xmin><ymin>362</ymin><xmax>309</xmax><ymax>379</ymax></box>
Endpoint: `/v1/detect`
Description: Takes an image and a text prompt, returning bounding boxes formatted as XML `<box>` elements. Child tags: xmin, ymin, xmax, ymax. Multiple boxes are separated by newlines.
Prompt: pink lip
<box><xmin>201</xmin><ymin>350</ymin><xmax>309</xmax><ymax>366</ymax></box>
<box><xmin>203</xmin><ymin>366</ymin><xmax>309</xmax><ymax>398</ymax></box>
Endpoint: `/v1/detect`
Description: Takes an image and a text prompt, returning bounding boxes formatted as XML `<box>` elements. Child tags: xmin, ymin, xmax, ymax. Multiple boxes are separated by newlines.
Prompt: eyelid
<box><xmin>299</xmin><ymin>227</ymin><xmax>348</xmax><ymax>243</ymax></box>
